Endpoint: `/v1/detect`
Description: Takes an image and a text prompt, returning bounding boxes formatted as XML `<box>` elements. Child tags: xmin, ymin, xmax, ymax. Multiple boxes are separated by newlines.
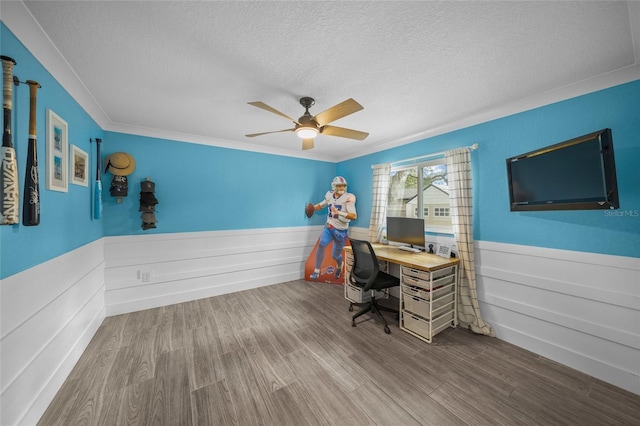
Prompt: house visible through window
<box><xmin>387</xmin><ymin>158</ymin><xmax>453</xmax><ymax>233</ymax></box>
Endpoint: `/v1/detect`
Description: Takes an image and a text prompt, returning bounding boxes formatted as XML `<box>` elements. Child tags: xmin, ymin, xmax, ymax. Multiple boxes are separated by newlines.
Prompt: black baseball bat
<box><xmin>93</xmin><ymin>138</ymin><xmax>102</xmax><ymax>219</ymax></box>
<box><xmin>1</xmin><ymin>55</ymin><xmax>19</xmax><ymax>225</ymax></box>
<box><xmin>23</xmin><ymin>80</ymin><xmax>41</xmax><ymax>226</ymax></box>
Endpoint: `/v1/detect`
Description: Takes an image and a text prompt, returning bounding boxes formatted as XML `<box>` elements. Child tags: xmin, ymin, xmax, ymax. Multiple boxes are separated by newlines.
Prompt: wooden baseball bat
<box><xmin>93</xmin><ymin>138</ymin><xmax>102</xmax><ymax>219</ymax></box>
<box><xmin>22</xmin><ymin>80</ymin><xmax>41</xmax><ymax>226</ymax></box>
<box><xmin>1</xmin><ymin>55</ymin><xmax>19</xmax><ymax>225</ymax></box>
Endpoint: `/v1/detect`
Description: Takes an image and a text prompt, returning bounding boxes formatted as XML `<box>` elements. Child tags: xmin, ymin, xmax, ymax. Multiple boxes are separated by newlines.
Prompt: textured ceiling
<box><xmin>9</xmin><ymin>1</ymin><xmax>640</xmax><ymax>161</ymax></box>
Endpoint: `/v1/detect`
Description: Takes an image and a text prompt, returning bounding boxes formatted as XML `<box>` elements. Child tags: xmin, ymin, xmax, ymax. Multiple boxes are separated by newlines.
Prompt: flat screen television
<box><xmin>506</xmin><ymin>128</ymin><xmax>619</xmax><ymax>211</ymax></box>
<box><xmin>386</xmin><ymin>217</ymin><xmax>425</xmax><ymax>249</ymax></box>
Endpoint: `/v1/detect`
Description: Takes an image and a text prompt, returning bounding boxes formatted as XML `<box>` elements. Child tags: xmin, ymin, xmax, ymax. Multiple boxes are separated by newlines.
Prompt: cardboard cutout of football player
<box><xmin>304</xmin><ymin>176</ymin><xmax>356</xmax><ymax>284</ymax></box>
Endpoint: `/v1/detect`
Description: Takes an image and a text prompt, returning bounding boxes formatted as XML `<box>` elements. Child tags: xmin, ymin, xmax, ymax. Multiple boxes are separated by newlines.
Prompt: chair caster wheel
<box><xmin>348</xmin><ymin>304</ymin><xmax>353</xmax><ymax>312</ymax></box>
<box><xmin>352</xmin><ymin>321</ymin><xmax>356</xmax><ymax>327</ymax></box>
<box><xmin>384</xmin><ymin>325</ymin><xmax>391</xmax><ymax>334</ymax></box>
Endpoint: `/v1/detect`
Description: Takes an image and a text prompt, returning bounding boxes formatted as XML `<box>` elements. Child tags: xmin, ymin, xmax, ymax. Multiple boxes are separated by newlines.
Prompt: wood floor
<box><xmin>39</xmin><ymin>280</ymin><xmax>640</xmax><ymax>426</ymax></box>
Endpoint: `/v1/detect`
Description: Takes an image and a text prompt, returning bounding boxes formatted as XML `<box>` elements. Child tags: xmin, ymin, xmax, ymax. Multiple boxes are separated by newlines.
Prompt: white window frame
<box><xmin>388</xmin><ymin>158</ymin><xmax>453</xmax><ymax>234</ymax></box>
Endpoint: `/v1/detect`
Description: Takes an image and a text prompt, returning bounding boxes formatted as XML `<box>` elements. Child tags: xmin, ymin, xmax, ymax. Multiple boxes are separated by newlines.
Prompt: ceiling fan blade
<box><xmin>313</xmin><ymin>98</ymin><xmax>364</xmax><ymax>126</ymax></box>
<box><xmin>245</xmin><ymin>128</ymin><xmax>295</xmax><ymax>137</ymax></box>
<box><xmin>302</xmin><ymin>138</ymin><xmax>314</xmax><ymax>150</ymax></box>
<box><xmin>321</xmin><ymin>125</ymin><xmax>369</xmax><ymax>141</ymax></box>
<box><xmin>248</xmin><ymin>101</ymin><xmax>300</xmax><ymax>124</ymax></box>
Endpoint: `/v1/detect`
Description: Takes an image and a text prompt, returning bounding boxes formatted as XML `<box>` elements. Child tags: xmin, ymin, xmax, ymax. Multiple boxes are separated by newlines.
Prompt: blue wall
<box><xmin>339</xmin><ymin>80</ymin><xmax>640</xmax><ymax>258</ymax></box>
<box><xmin>3</xmin><ymin>19</ymin><xmax>638</xmax><ymax>280</ymax></box>
<box><xmin>1</xmin><ymin>24</ymin><xmax>104</xmax><ymax>278</ymax></box>
<box><xmin>101</xmin><ymin>132</ymin><xmax>334</xmax><ymax>236</ymax></box>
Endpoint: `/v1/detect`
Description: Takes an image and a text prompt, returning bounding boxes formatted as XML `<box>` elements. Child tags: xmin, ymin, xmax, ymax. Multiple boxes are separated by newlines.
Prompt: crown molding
<box><xmin>2</xmin><ymin>1</ymin><xmax>112</xmax><ymax>129</ymax></box>
<box><xmin>335</xmin><ymin>63</ymin><xmax>640</xmax><ymax>162</ymax></box>
<box><xmin>4</xmin><ymin>0</ymin><xmax>639</xmax><ymax>164</ymax></box>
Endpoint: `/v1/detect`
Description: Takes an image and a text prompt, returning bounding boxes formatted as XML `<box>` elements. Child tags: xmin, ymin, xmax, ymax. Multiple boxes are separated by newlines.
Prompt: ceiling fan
<box><xmin>245</xmin><ymin>97</ymin><xmax>368</xmax><ymax>150</ymax></box>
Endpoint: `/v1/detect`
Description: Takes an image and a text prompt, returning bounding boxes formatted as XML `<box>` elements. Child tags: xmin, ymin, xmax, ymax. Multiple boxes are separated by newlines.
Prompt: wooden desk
<box><xmin>344</xmin><ymin>243</ymin><xmax>459</xmax><ymax>343</ymax></box>
<box><xmin>364</xmin><ymin>243</ymin><xmax>459</xmax><ymax>271</ymax></box>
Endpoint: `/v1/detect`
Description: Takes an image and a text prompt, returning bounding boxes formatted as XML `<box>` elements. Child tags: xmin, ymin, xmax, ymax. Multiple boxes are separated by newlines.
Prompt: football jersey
<box><xmin>320</xmin><ymin>190</ymin><xmax>357</xmax><ymax>230</ymax></box>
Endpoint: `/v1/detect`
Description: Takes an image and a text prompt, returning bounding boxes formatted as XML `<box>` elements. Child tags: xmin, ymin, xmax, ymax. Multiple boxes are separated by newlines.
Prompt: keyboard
<box><xmin>397</xmin><ymin>246</ymin><xmax>421</xmax><ymax>253</ymax></box>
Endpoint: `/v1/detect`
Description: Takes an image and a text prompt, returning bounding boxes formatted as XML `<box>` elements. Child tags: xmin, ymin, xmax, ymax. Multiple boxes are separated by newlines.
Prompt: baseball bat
<box><xmin>93</xmin><ymin>138</ymin><xmax>102</xmax><ymax>219</ymax></box>
<box><xmin>1</xmin><ymin>55</ymin><xmax>19</xmax><ymax>225</ymax></box>
<box><xmin>23</xmin><ymin>80</ymin><xmax>41</xmax><ymax>226</ymax></box>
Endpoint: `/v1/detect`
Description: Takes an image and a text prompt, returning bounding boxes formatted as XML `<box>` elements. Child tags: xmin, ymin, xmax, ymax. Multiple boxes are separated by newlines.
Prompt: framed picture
<box><xmin>70</xmin><ymin>144</ymin><xmax>89</xmax><ymax>187</ymax></box>
<box><xmin>437</xmin><ymin>243</ymin><xmax>452</xmax><ymax>258</ymax></box>
<box><xmin>46</xmin><ymin>109</ymin><xmax>68</xmax><ymax>192</ymax></box>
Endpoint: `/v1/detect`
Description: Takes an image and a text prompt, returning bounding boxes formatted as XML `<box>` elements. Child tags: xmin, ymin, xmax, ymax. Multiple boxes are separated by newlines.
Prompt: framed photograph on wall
<box><xmin>70</xmin><ymin>144</ymin><xmax>89</xmax><ymax>187</ymax></box>
<box><xmin>46</xmin><ymin>109</ymin><xmax>68</xmax><ymax>192</ymax></box>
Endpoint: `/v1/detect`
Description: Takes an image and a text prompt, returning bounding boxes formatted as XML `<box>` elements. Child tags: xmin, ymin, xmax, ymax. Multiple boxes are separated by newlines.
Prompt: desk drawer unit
<box><xmin>345</xmin><ymin>275</ymin><xmax>370</xmax><ymax>303</ymax></box>
<box><xmin>401</xmin><ymin>285</ymin><xmax>455</xmax><ymax>318</ymax></box>
<box><xmin>402</xmin><ymin>265</ymin><xmax>455</xmax><ymax>282</ymax></box>
<box><xmin>345</xmin><ymin>251</ymin><xmax>354</xmax><ymax>269</ymax></box>
<box><xmin>402</xmin><ymin>282</ymin><xmax>453</xmax><ymax>300</ymax></box>
<box><xmin>344</xmin><ymin>273</ymin><xmax>387</xmax><ymax>304</ymax></box>
<box><xmin>399</xmin><ymin>264</ymin><xmax>457</xmax><ymax>343</ymax></box>
<box><xmin>403</xmin><ymin>274</ymin><xmax>455</xmax><ymax>290</ymax></box>
<box><xmin>345</xmin><ymin>282</ymin><xmax>368</xmax><ymax>303</ymax></box>
<box><xmin>345</xmin><ymin>251</ymin><xmax>388</xmax><ymax>273</ymax></box>
<box><xmin>402</xmin><ymin>310</ymin><xmax>455</xmax><ymax>342</ymax></box>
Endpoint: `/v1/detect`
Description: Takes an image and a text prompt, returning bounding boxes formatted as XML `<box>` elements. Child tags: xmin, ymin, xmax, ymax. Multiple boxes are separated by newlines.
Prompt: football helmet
<box><xmin>332</xmin><ymin>176</ymin><xmax>347</xmax><ymax>194</ymax></box>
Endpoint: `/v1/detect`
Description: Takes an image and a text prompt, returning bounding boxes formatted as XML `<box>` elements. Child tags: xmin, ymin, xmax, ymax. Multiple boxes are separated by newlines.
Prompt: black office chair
<box><xmin>348</xmin><ymin>239</ymin><xmax>400</xmax><ymax>334</ymax></box>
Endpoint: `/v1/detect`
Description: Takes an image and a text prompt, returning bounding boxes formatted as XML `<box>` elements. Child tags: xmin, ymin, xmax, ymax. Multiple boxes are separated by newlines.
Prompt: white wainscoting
<box><xmin>475</xmin><ymin>240</ymin><xmax>640</xmax><ymax>395</ymax></box>
<box><xmin>347</xmin><ymin>226</ymin><xmax>369</xmax><ymax>241</ymax></box>
<box><xmin>0</xmin><ymin>239</ymin><xmax>106</xmax><ymax>426</ymax></box>
<box><xmin>4</xmin><ymin>230</ymin><xmax>636</xmax><ymax>426</ymax></box>
<box><xmin>103</xmin><ymin>226</ymin><xmax>323</xmax><ymax>316</ymax></box>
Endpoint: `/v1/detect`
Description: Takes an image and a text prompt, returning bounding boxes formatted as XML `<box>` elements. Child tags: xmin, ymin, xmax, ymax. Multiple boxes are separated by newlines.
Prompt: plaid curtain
<box><xmin>445</xmin><ymin>148</ymin><xmax>495</xmax><ymax>336</ymax></box>
<box><xmin>368</xmin><ymin>164</ymin><xmax>390</xmax><ymax>242</ymax></box>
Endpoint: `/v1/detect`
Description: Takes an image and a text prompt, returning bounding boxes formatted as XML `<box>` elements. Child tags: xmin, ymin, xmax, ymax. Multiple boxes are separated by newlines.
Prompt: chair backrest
<box><xmin>349</xmin><ymin>239</ymin><xmax>380</xmax><ymax>292</ymax></box>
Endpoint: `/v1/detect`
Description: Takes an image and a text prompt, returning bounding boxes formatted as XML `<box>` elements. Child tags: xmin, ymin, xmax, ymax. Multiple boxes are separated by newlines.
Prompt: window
<box><xmin>413</xmin><ymin>207</ymin><xmax>430</xmax><ymax>216</ymax></box>
<box><xmin>387</xmin><ymin>159</ymin><xmax>452</xmax><ymax>232</ymax></box>
<box><xmin>434</xmin><ymin>207</ymin><xmax>449</xmax><ymax>217</ymax></box>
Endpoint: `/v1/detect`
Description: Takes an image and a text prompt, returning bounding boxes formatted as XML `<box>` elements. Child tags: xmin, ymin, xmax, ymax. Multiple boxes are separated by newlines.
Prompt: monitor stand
<box><xmin>397</xmin><ymin>245</ymin><xmax>421</xmax><ymax>253</ymax></box>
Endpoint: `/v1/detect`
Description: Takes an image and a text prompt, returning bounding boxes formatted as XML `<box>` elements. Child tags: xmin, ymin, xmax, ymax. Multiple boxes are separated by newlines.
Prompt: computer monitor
<box><xmin>386</xmin><ymin>217</ymin><xmax>425</xmax><ymax>250</ymax></box>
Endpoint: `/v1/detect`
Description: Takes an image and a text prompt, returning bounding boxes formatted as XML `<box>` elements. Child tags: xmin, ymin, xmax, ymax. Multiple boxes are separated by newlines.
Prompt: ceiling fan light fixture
<box><xmin>296</xmin><ymin>126</ymin><xmax>318</xmax><ymax>139</ymax></box>
<box><xmin>247</xmin><ymin>96</ymin><xmax>366</xmax><ymax>149</ymax></box>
